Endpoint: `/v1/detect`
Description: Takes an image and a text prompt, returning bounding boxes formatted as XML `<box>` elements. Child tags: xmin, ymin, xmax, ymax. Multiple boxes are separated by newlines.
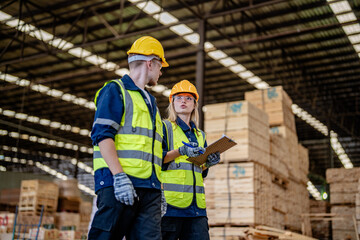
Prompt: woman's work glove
<box><xmin>204</xmin><ymin>152</ymin><xmax>220</xmax><ymax>168</ymax></box>
<box><xmin>178</xmin><ymin>142</ymin><xmax>205</xmax><ymax>158</ymax></box>
<box><xmin>113</xmin><ymin>172</ymin><xmax>138</xmax><ymax>205</ymax></box>
<box><xmin>161</xmin><ymin>190</ymin><xmax>167</xmax><ymax>217</ymax></box>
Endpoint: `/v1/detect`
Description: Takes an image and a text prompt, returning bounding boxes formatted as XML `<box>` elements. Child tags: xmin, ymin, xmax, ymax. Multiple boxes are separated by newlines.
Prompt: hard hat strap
<box><xmin>128</xmin><ymin>54</ymin><xmax>160</xmax><ymax>64</ymax></box>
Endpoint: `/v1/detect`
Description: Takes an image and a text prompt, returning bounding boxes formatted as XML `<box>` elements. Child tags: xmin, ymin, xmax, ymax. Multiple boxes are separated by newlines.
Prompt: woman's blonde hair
<box><xmin>167</xmin><ymin>97</ymin><xmax>199</xmax><ymax>129</ymax></box>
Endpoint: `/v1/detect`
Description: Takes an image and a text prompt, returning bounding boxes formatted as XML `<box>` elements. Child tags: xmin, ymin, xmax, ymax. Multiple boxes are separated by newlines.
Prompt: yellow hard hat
<box><xmin>127</xmin><ymin>36</ymin><xmax>169</xmax><ymax>67</ymax></box>
<box><xmin>169</xmin><ymin>80</ymin><xmax>199</xmax><ymax>103</ymax></box>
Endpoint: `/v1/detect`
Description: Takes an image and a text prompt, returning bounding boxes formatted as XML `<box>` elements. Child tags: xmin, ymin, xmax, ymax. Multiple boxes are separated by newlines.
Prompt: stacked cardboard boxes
<box><xmin>326</xmin><ymin>167</ymin><xmax>360</xmax><ymax>239</ymax></box>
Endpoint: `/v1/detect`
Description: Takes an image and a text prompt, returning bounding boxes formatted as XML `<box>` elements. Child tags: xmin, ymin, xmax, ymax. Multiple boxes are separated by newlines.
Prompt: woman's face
<box><xmin>173</xmin><ymin>93</ymin><xmax>195</xmax><ymax>115</ymax></box>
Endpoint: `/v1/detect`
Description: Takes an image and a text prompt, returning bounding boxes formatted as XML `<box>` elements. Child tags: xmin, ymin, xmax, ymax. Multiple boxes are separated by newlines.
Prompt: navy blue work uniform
<box><xmin>161</xmin><ymin>117</ymin><xmax>210</xmax><ymax>240</ymax></box>
<box><xmin>88</xmin><ymin>75</ymin><xmax>161</xmax><ymax>240</ymax></box>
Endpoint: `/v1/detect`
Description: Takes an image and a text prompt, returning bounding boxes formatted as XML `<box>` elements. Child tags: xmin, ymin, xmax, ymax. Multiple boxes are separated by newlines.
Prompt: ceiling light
<box><xmin>183</xmin><ymin>33</ymin><xmax>200</xmax><ymax>45</ymax></box>
<box><xmin>207</xmin><ymin>50</ymin><xmax>227</xmax><ymax>60</ymax></box>
<box><xmin>3</xmin><ymin>110</ymin><xmax>15</xmax><ymax>117</ymax></box>
<box><xmin>353</xmin><ymin>44</ymin><xmax>360</xmax><ymax>52</ymax></box>
<box><xmin>336</xmin><ymin>12</ymin><xmax>357</xmax><ymax>23</ymax></box>
<box><xmin>348</xmin><ymin>34</ymin><xmax>360</xmax><ymax>44</ymax></box>
<box><xmin>343</xmin><ymin>23</ymin><xmax>360</xmax><ymax>35</ymax></box>
<box><xmin>219</xmin><ymin>57</ymin><xmax>237</xmax><ymax>67</ymax></box>
<box><xmin>154</xmin><ymin>12</ymin><xmax>178</xmax><ymax>25</ymax></box>
<box><xmin>329</xmin><ymin>1</ymin><xmax>352</xmax><ymax>14</ymax></box>
<box><xmin>246</xmin><ymin>76</ymin><xmax>262</xmax><ymax>84</ymax></box>
<box><xmin>170</xmin><ymin>24</ymin><xmax>193</xmax><ymax>36</ymax></box>
<box><xmin>162</xmin><ymin>89</ymin><xmax>171</xmax><ymax>97</ymax></box>
<box><xmin>68</xmin><ymin>47</ymin><xmax>92</xmax><ymax>58</ymax></box>
<box><xmin>204</xmin><ymin>42</ymin><xmax>215</xmax><ymax>51</ymax></box>
<box><xmin>229</xmin><ymin>64</ymin><xmax>246</xmax><ymax>73</ymax></box>
<box><xmin>137</xmin><ymin>1</ymin><xmax>161</xmax><ymax>14</ymax></box>
<box><xmin>238</xmin><ymin>71</ymin><xmax>254</xmax><ymax>79</ymax></box>
<box><xmin>115</xmin><ymin>68</ymin><xmax>130</xmax><ymax>76</ymax></box>
<box><xmin>254</xmin><ymin>81</ymin><xmax>269</xmax><ymax>89</ymax></box>
<box><xmin>151</xmin><ymin>85</ymin><xmax>166</xmax><ymax>93</ymax></box>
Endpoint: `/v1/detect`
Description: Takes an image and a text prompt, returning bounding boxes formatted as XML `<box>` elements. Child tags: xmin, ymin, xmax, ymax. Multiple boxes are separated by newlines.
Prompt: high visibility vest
<box><xmin>162</xmin><ymin>120</ymin><xmax>206</xmax><ymax>209</ymax></box>
<box><xmin>93</xmin><ymin>79</ymin><xmax>163</xmax><ymax>181</ymax></box>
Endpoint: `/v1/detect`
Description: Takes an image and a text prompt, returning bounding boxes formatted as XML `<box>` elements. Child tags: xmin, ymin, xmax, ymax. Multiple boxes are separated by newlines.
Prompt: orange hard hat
<box><xmin>169</xmin><ymin>80</ymin><xmax>199</xmax><ymax>103</ymax></box>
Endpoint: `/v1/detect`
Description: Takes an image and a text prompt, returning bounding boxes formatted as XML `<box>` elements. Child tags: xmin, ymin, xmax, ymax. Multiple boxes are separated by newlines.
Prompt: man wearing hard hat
<box><xmin>89</xmin><ymin>36</ymin><xmax>168</xmax><ymax>240</ymax></box>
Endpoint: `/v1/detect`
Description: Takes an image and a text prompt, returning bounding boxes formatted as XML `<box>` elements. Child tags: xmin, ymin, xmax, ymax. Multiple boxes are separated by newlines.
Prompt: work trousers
<box><xmin>161</xmin><ymin>216</ymin><xmax>210</xmax><ymax>240</ymax></box>
<box><xmin>88</xmin><ymin>186</ymin><xmax>161</xmax><ymax>240</ymax></box>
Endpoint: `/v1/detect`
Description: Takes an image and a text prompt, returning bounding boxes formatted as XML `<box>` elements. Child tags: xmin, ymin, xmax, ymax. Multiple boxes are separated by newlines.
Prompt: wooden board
<box><xmin>204</xmin><ymin>101</ymin><xmax>269</xmax><ymax>124</ymax></box>
<box><xmin>326</xmin><ymin>167</ymin><xmax>360</xmax><ymax>184</ymax></box>
<box><xmin>205</xmin><ymin>115</ymin><xmax>269</xmax><ymax>135</ymax></box>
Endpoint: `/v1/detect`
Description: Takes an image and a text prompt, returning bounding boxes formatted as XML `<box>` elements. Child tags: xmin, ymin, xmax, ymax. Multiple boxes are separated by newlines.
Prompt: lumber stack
<box><xmin>204</xmin><ymin>101</ymin><xmax>270</xmax><ymax>166</ymax></box>
<box><xmin>205</xmin><ymin>162</ymin><xmax>272</xmax><ymax>226</ymax></box>
<box><xmin>326</xmin><ymin>167</ymin><xmax>360</xmax><ymax>239</ymax></box>
<box><xmin>309</xmin><ymin>200</ymin><xmax>330</xmax><ymax>239</ymax></box>
<box><xmin>245</xmin><ymin>86</ymin><xmax>309</xmax><ymax>231</ymax></box>
<box><xmin>357</xmin><ymin>179</ymin><xmax>360</xmax><ymax>234</ymax></box>
<box><xmin>204</xmin><ymin>87</ymin><xmax>311</xmax><ymax>236</ymax></box>
<box><xmin>17</xmin><ymin>180</ymin><xmax>58</xmax><ymax>233</ymax></box>
<box><xmin>209</xmin><ymin>225</ymin><xmax>317</xmax><ymax>240</ymax></box>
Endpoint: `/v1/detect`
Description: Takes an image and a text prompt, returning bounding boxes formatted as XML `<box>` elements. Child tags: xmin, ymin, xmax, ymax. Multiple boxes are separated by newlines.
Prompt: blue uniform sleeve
<box><xmin>91</xmin><ymin>82</ymin><xmax>124</xmax><ymax>145</ymax></box>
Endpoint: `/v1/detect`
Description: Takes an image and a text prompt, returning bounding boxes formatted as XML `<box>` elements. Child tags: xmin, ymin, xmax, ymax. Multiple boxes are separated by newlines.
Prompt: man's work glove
<box><xmin>178</xmin><ymin>142</ymin><xmax>205</xmax><ymax>158</ymax></box>
<box><xmin>204</xmin><ymin>152</ymin><xmax>220</xmax><ymax>168</ymax></box>
<box><xmin>161</xmin><ymin>190</ymin><xmax>167</xmax><ymax>217</ymax></box>
<box><xmin>113</xmin><ymin>172</ymin><xmax>137</xmax><ymax>205</ymax></box>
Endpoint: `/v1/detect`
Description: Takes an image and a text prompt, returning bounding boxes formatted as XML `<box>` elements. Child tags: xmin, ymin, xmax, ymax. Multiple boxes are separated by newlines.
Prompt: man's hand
<box><xmin>113</xmin><ymin>172</ymin><xmax>137</xmax><ymax>205</ymax></box>
<box><xmin>178</xmin><ymin>142</ymin><xmax>205</xmax><ymax>158</ymax></box>
<box><xmin>205</xmin><ymin>152</ymin><xmax>220</xmax><ymax>168</ymax></box>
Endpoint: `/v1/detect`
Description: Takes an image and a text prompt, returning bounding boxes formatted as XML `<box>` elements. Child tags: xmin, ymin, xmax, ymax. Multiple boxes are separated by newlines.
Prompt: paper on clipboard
<box><xmin>187</xmin><ymin>135</ymin><xmax>237</xmax><ymax>166</ymax></box>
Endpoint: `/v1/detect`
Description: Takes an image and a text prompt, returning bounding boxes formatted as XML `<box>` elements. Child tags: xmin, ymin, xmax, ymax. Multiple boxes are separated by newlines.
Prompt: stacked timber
<box><xmin>309</xmin><ymin>200</ymin><xmax>330</xmax><ymax>239</ymax></box>
<box><xmin>326</xmin><ymin>167</ymin><xmax>360</xmax><ymax>239</ymax></box>
<box><xmin>205</xmin><ymin>162</ymin><xmax>272</xmax><ymax>226</ymax></box>
<box><xmin>17</xmin><ymin>180</ymin><xmax>58</xmax><ymax>233</ymax></box>
<box><xmin>204</xmin><ymin>100</ymin><xmax>271</xmax><ymax>227</ymax></box>
<box><xmin>204</xmin><ymin>101</ymin><xmax>270</xmax><ymax>166</ymax></box>
<box><xmin>245</xmin><ymin>86</ymin><xmax>309</xmax><ymax>231</ymax></box>
<box><xmin>209</xmin><ymin>225</ymin><xmax>317</xmax><ymax>240</ymax></box>
<box><xmin>357</xmin><ymin>179</ymin><xmax>360</xmax><ymax>235</ymax></box>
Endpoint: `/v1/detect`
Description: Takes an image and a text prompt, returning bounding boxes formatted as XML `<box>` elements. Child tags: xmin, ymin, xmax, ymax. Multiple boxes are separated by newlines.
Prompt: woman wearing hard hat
<box><xmin>161</xmin><ymin>80</ymin><xmax>220</xmax><ymax>240</ymax></box>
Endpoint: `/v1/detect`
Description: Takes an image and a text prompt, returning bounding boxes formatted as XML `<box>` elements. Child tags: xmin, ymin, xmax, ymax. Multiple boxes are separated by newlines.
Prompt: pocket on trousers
<box><xmin>91</xmin><ymin>204</ymin><xmax>119</xmax><ymax>232</ymax></box>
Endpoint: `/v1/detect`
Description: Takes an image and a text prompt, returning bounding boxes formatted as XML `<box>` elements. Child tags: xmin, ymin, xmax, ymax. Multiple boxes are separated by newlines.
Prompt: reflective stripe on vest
<box><xmin>162</xmin><ymin>120</ymin><xmax>206</xmax><ymax>209</ymax></box>
<box><xmin>93</xmin><ymin>79</ymin><xmax>163</xmax><ymax>181</ymax></box>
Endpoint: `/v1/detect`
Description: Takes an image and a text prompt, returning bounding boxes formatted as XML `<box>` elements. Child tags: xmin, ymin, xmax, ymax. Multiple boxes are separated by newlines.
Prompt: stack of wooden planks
<box><xmin>326</xmin><ymin>167</ymin><xmax>360</xmax><ymax>239</ymax></box>
<box><xmin>357</xmin><ymin>179</ymin><xmax>360</xmax><ymax>235</ymax></box>
<box><xmin>204</xmin><ymin>101</ymin><xmax>270</xmax><ymax>167</ymax></box>
<box><xmin>309</xmin><ymin>200</ymin><xmax>330</xmax><ymax>239</ymax></box>
<box><xmin>209</xmin><ymin>225</ymin><xmax>317</xmax><ymax>240</ymax></box>
<box><xmin>245</xmin><ymin>86</ymin><xmax>309</xmax><ymax>231</ymax></box>
<box><xmin>17</xmin><ymin>180</ymin><xmax>58</xmax><ymax>233</ymax></box>
<box><xmin>204</xmin><ymin>86</ymin><xmax>311</xmax><ymax>236</ymax></box>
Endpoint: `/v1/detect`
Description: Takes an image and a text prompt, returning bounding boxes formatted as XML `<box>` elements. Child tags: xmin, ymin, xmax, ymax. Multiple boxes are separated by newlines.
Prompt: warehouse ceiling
<box><xmin>1</xmin><ymin>0</ymin><xmax>360</xmax><ymax>192</ymax></box>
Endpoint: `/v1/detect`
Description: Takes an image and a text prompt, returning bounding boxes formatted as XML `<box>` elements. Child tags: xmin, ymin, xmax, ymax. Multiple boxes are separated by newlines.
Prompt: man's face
<box><xmin>148</xmin><ymin>59</ymin><xmax>162</xmax><ymax>87</ymax></box>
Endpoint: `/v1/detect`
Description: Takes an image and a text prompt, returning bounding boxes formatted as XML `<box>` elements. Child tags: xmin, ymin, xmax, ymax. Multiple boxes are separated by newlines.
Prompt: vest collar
<box><xmin>176</xmin><ymin>116</ymin><xmax>198</xmax><ymax>133</ymax></box>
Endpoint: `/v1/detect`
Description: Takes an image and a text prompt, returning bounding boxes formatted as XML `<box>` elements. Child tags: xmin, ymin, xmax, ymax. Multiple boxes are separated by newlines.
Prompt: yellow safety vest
<box><xmin>93</xmin><ymin>79</ymin><xmax>163</xmax><ymax>181</ymax></box>
<box><xmin>162</xmin><ymin>120</ymin><xmax>206</xmax><ymax>209</ymax></box>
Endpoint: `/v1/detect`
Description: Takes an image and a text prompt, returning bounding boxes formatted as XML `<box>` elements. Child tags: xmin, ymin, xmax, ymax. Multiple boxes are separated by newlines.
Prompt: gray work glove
<box><xmin>161</xmin><ymin>190</ymin><xmax>167</xmax><ymax>217</ymax></box>
<box><xmin>178</xmin><ymin>142</ymin><xmax>205</xmax><ymax>158</ymax></box>
<box><xmin>113</xmin><ymin>172</ymin><xmax>137</xmax><ymax>205</ymax></box>
<box><xmin>204</xmin><ymin>152</ymin><xmax>220</xmax><ymax>168</ymax></box>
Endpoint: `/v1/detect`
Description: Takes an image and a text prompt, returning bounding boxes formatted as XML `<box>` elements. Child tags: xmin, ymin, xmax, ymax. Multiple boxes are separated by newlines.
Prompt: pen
<box><xmin>182</xmin><ymin>141</ymin><xmax>204</xmax><ymax>154</ymax></box>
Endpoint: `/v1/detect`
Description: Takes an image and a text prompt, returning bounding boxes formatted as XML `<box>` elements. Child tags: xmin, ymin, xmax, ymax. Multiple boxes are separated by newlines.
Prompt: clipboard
<box><xmin>187</xmin><ymin>135</ymin><xmax>237</xmax><ymax>166</ymax></box>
